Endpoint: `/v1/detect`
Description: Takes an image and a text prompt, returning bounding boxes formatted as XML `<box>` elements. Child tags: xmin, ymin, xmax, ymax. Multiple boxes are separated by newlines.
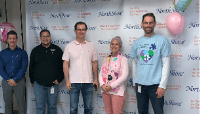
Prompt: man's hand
<box><xmin>101</xmin><ymin>84</ymin><xmax>107</xmax><ymax>91</ymax></box>
<box><xmin>32</xmin><ymin>84</ymin><xmax>34</xmax><ymax>87</ymax></box>
<box><xmin>133</xmin><ymin>86</ymin><xmax>135</xmax><ymax>90</ymax></box>
<box><xmin>93</xmin><ymin>80</ymin><xmax>99</xmax><ymax>90</ymax></box>
<box><xmin>53</xmin><ymin>80</ymin><xmax>59</xmax><ymax>84</ymax></box>
<box><xmin>156</xmin><ymin>87</ymin><xmax>165</xmax><ymax>98</ymax></box>
<box><xmin>7</xmin><ymin>79</ymin><xmax>17</xmax><ymax>86</ymax></box>
<box><xmin>105</xmin><ymin>85</ymin><xmax>112</xmax><ymax>91</ymax></box>
<box><xmin>66</xmin><ymin>81</ymin><xmax>71</xmax><ymax>90</ymax></box>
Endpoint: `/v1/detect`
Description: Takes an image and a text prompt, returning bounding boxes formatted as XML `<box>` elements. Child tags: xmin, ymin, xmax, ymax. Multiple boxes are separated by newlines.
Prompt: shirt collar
<box><xmin>74</xmin><ymin>40</ymin><xmax>87</xmax><ymax>45</ymax></box>
<box><xmin>39</xmin><ymin>43</ymin><xmax>52</xmax><ymax>49</ymax></box>
<box><xmin>6</xmin><ymin>46</ymin><xmax>19</xmax><ymax>50</ymax></box>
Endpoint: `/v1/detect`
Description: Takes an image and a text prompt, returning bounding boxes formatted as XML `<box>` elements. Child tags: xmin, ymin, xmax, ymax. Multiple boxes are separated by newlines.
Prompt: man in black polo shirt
<box><xmin>29</xmin><ymin>29</ymin><xmax>64</xmax><ymax>114</ymax></box>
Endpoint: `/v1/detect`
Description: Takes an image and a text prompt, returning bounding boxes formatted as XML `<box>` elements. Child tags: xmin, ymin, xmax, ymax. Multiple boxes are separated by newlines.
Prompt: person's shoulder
<box><xmin>86</xmin><ymin>41</ymin><xmax>96</xmax><ymax>48</ymax></box>
<box><xmin>135</xmin><ymin>36</ymin><xmax>145</xmax><ymax>42</ymax></box>
<box><xmin>68</xmin><ymin>40</ymin><xmax>75</xmax><ymax>44</ymax></box>
<box><xmin>31</xmin><ymin>44</ymin><xmax>41</xmax><ymax>52</ymax></box>
<box><xmin>0</xmin><ymin>49</ymin><xmax>8</xmax><ymax>55</ymax></box>
<box><xmin>155</xmin><ymin>33</ymin><xmax>167</xmax><ymax>40</ymax></box>
<box><xmin>66</xmin><ymin>40</ymin><xmax>76</xmax><ymax>47</ymax></box>
<box><xmin>17</xmin><ymin>47</ymin><xmax>27</xmax><ymax>54</ymax></box>
<box><xmin>51</xmin><ymin>44</ymin><xmax>61</xmax><ymax>49</ymax></box>
<box><xmin>102</xmin><ymin>56</ymin><xmax>109</xmax><ymax>63</ymax></box>
<box><xmin>86</xmin><ymin>40</ymin><xmax>95</xmax><ymax>45</ymax></box>
<box><xmin>122</xmin><ymin>56</ymin><xmax>128</xmax><ymax>61</ymax></box>
<box><xmin>0</xmin><ymin>48</ymin><xmax>8</xmax><ymax>52</ymax></box>
<box><xmin>33</xmin><ymin>45</ymin><xmax>41</xmax><ymax>50</ymax></box>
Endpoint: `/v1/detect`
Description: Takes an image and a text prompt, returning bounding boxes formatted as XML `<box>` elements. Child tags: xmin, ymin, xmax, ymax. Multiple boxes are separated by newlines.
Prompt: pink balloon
<box><xmin>0</xmin><ymin>22</ymin><xmax>15</xmax><ymax>42</ymax></box>
<box><xmin>165</xmin><ymin>12</ymin><xmax>184</xmax><ymax>35</ymax></box>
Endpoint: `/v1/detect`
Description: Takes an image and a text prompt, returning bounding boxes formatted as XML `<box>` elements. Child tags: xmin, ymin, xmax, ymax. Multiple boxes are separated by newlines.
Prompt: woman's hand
<box><xmin>101</xmin><ymin>84</ymin><xmax>107</xmax><ymax>91</ymax></box>
<box><xmin>105</xmin><ymin>85</ymin><xmax>112</xmax><ymax>91</ymax></box>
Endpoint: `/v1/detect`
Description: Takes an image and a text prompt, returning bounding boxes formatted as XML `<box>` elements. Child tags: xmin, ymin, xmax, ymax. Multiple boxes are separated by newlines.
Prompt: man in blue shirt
<box><xmin>0</xmin><ymin>30</ymin><xmax>28</xmax><ymax>114</ymax></box>
<box><xmin>130</xmin><ymin>13</ymin><xmax>171</xmax><ymax>114</ymax></box>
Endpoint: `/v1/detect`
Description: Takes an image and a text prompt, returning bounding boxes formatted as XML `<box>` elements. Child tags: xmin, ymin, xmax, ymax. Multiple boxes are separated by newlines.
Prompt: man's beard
<box><xmin>144</xmin><ymin>27</ymin><xmax>154</xmax><ymax>34</ymax></box>
<box><xmin>42</xmin><ymin>42</ymin><xmax>51</xmax><ymax>46</ymax></box>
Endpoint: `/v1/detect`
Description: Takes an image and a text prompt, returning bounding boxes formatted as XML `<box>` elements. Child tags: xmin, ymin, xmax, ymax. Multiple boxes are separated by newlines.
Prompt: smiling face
<box><xmin>40</xmin><ymin>31</ymin><xmax>51</xmax><ymax>47</ymax></box>
<box><xmin>141</xmin><ymin>16</ymin><xmax>156</xmax><ymax>34</ymax></box>
<box><xmin>7</xmin><ymin>34</ymin><xmax>18</xmax><ymax>47</ymax></box>
<box><xmin>74</xmin><ymin>24</ymin><xmax>87</xmax><ymax>39</ymax></box>
<box><xmin>110</xmin><ymin>40</ymin><xmax>120</xmax><ymax>54</ymax></box>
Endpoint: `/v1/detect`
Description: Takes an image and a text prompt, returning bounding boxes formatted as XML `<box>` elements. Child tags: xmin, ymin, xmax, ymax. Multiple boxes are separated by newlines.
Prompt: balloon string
<box><xmin>179</xmin><ymin>29</ymin><xmax>182</xmax><ymax>45</ymax></box>
<box><xmin>5</xmin><ymin>0</ymin><xmax>7</xmax><ymax>22</ymax></box>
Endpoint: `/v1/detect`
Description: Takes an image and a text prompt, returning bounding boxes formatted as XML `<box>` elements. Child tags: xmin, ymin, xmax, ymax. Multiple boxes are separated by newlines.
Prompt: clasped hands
<box><xmin>7</xmin><ymin>79</ymin><xmax>17</xmax><ymax>86</ymax></box>
<box><xmin>101</xmin><ymin>84</ymin><xmax>112</xmax><ymax>92</ymax></box>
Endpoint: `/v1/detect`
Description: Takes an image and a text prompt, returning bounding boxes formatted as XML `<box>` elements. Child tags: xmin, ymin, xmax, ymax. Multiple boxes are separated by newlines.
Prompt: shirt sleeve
<box><xmin>99</xmin><ymin>58</ymin><xmax>106</xmax><ymax>87</ymax></box>
<box><xmin>131</xmin><ymin>57</ymin><xmax>138</xmax><ymax>86</ymax></box>
<box><xmin>56</xmin><ymin>47</ymin><xmax>64</xmax><ymax>83</ymax></box>
<box><xmin>13</xmin><ymin>50</ymin><xmax>28</xmax><ymax>82</ymax></box>
<box><xmin>130</xmin><ymin>40</ymin><xmax>138</xmax><ymax>58</ymax></box>
<box><xmin>0</xmin><ymin>52</ymin><xmax>10</xmax><ymax>80</ymax></box>
<box><xmin>99</xmin><ymin>67</ymin><xmax>104</xmax><ymax>87</ymax></box>
<box><xmin>62</xmin><ymin>44</ymin><xmax>70</xmax><ymax>61</ymax></box>
<box><xmin>29</xmin><ymin>49</ymin><xmax>36</xmax><ymax>84</ymax></box>
<box><xmin>110</xmin><ymin>57</ymin><xmax>129</xmax><ymax>89</ymax></box>
<box><xmin>161</xmin><ymin>37</ymin><xmax>171</xmax><ymax>57</ymax></box>
<box><xmin>159</xmin><ymin>56</ymin><xmax>170</xmax><ymax>89</ymax></box>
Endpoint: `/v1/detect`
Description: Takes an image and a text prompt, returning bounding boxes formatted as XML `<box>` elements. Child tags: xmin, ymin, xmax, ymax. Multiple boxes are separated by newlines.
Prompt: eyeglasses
<box><xmin>41</xmin><ymin>36</ymin><xmax>50</xmax><ymax>39</ymax></box>
<box><xmin>143</xmin><ymin>22</ymin><xmax>154</xmax><ymax>25</ymax></box>
<box><xmin>76</xmin><ymin>29</ymin><xmax>86</xmax><ymax>32</ymax></box>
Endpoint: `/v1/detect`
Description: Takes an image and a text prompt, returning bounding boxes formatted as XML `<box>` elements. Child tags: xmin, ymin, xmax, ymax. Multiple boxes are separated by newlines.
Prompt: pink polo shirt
<box><xmin>62</xmin><ymin>40</ymin><xmax>98</xmax><ymax>83</ymax></box>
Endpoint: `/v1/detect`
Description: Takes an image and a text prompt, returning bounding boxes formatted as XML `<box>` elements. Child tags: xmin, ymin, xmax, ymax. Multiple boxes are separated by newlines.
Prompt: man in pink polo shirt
<box><xmin>62</xmin><ymin>22</ymin><xmax>99</xmax><ymax>114</ymax></box>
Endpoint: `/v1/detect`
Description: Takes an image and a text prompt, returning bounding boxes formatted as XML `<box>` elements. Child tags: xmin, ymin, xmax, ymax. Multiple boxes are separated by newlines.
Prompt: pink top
<box><xmin>62</xmin><ymin>40</ymin><xmax>98</xmax><ymax>83</ymax></box>
<box><xmin>99</xmin><ymin>56</ymin><xmax>129</xmax><ymax>96</ymax></box>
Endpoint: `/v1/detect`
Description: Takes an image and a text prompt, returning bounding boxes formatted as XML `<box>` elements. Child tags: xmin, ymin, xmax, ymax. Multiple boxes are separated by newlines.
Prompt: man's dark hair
<box><xmin>142</xmin><ymin>13</ymin><xmax>156</xmax><ymax>22</ymax></box>
<box><xmin>40</xmin><ymin>29</ymin><xmax>51</xmax><ymax>37</ymax></box>
<box><xmin>74</xmin><ymin>21</ymin><xmax>87</xmax><ymax>30</ymax></box>
<box><xmin>7</xmin><ymin>30</ymin><xmax>18</xmax><ymax>39</ymax></box>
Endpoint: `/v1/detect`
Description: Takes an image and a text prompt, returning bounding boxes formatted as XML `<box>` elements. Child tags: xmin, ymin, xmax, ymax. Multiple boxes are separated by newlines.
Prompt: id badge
<box><xmin>138</xmin><ymin>85</ymin><xmax>141</xmax><ymax>93</ymax></box>
<box><xmin>51</xmin><ymin>86</ymin><xmax>54</xmax><ymax>94</ymax></box>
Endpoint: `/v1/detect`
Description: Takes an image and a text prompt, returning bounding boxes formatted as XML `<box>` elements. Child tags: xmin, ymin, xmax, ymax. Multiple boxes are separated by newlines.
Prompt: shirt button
<box><xmin>12</xmin><ymin>67</ymin><xmax>13</xmax><ymax>68</ymax></box>
<box><xmin>12</xmin><ymin>61</ymin><xmax>13</xmax><ymax>63</ymax></box>
<box><xmin>46</xmin><ymin>51</ymin><xmax>47</xmax><ymax>52</ymax></box>
<box><xmin>12</xmin><ymin>56</ymin><xmax>13</xmax><ymax>57</ymax></box>
<box><xmin>12</xmin><ymin>73</ymin><xmax>13</xmax><ymax>74</ymax></box>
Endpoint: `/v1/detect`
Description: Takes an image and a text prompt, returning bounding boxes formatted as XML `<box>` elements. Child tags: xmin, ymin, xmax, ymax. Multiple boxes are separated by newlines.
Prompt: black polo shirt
<box><xmin>29</xmin><ymin>43</ymin><xmax>64</xmax><ymax>87</ymax></box>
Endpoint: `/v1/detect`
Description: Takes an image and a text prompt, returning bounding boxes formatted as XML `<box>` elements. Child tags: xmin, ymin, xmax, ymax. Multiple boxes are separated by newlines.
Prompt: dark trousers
<box><xmin>135</xmin><ymin>83</ymin><xmax>164</xmax><ymax>114</ymax></box>
<box><xmin>2</xmin><ymin>78</ymin><xmax>26</xmax><ymax>114</ymax></box>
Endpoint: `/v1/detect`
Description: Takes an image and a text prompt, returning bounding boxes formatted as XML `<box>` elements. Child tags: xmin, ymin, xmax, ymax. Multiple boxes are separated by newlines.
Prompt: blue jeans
<box><xmin>70</xmin><ymin>83</ymin><xmax>93</xmax><ymax>114</ymax></box>
<box><xmin>34</xmin><ymin>81</ymin><xmax>58</xmax><ymax>114</ymax></box>
<box><xmin>135</xmin><ymin>83</ymin><xmax>164</xmax><ymax>114</ymax></box>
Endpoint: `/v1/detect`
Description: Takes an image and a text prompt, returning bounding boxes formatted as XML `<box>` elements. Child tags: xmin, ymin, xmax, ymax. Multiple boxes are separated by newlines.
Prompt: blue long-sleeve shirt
<box><xmin>0</xmin><ymin>46</ymin><xmax>28</xmax><ymax>82</ymax></box>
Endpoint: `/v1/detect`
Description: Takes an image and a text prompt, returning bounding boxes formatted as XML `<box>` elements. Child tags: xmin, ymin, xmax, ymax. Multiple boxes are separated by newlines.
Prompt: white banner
<box><xmin>25</xmin><ymin>0</ymin><xmax>199</xmax><ymax>114</ymax></box>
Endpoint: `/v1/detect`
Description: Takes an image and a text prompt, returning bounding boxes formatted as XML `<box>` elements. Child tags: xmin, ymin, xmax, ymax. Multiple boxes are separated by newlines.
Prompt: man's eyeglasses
<box><xmin>76</xmin><ymin>29</ymin><xmax>86</xmax><ymax>32</ymax></box>
<box><xmin>143</xmin><ymin>22</ymin><xmax>154</xmax><ymax>25</ymax></box>
<box><xmin>41</xmin><ymin>36</ymin><xmax>50</xmax><ymax>39</ymax></box>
